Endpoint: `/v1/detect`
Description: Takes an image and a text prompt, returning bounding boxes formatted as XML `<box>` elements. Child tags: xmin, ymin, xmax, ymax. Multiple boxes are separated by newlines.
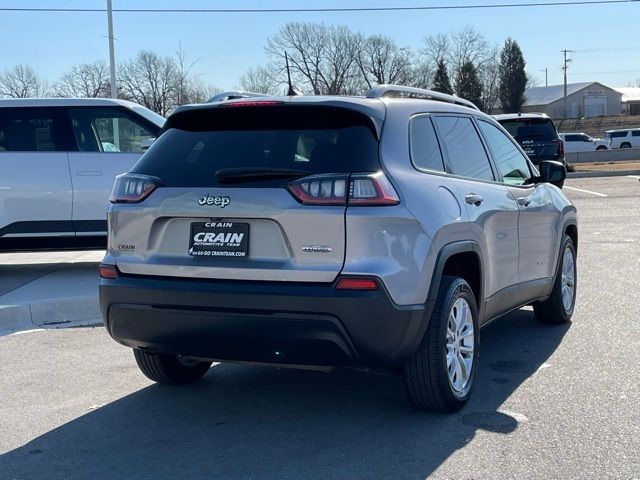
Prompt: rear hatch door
<box><xmin>110</xmin><ymin>103</ymin><xmax>382</xmax><ymax>283</ymax></box>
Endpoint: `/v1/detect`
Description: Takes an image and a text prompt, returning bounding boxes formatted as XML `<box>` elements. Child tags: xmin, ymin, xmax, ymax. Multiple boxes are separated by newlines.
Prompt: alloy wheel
<box><xmin>446</xmin><ymin>298</ymin><xmax>475</xmax><ymax>393</ymax></box>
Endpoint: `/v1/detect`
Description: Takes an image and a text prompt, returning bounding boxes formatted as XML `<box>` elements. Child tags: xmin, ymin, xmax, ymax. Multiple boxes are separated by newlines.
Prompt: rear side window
<box><xmin>410</xmin><ymin>116</ymin><xmax>445</xmax><ymax>172</ymax></box>
<box><xmin>499</xmin><ymin>118</ymin><xmax>558</xmax><ymax>142</ymax></box>
<box><xmin>433</xmin><ymin>116</ymin><xmax>494</xmax><ymax>181</ymax></box>
<box><xmin>610</xmin><ymin>131</ymin><xmax>628</xmax><ymax>138</ymax></box>
<box><xmin>478</xmin><ymin>120</ymin><xmax>531</xmax><ymax>186</ymax></box>
<box><xmin>68</xmin><ymin>107</ymin><xmax>159</xmax><ymax>153</ymax></box>
<box><xmin>133</xmin><ymin>105</ymin><xmax>380</xmax><ymax>187</ymax></box>
<box><xmin>0</xmin><ymin>108</ymin><xmax>62</xmax><ymax>152</ymax></box>
<box><xmin>632</xmin><ymin>131</ymin><xmax>640</xmax><ymax>137</ymax></box>
<box><xmin>564</xmin><ymin>134</ymin><xmax>581</xmax><ymax>142</ymax></box>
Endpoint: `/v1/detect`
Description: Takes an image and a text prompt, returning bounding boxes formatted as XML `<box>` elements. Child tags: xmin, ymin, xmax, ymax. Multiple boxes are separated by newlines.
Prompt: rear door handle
<box><xmin>517</xmin><ymin>197</ymin><xmax>532</xmax><ymax>207</ymax></box>
<box><xmin>465</xmin><ymin>194</ymin><xmax>484</xmax><ymax>206</ymax></box>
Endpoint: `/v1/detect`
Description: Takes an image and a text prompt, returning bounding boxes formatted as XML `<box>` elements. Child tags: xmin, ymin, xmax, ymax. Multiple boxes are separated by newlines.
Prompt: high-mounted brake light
<box><xmin>99</xmin><ymin>264</ymin><xmax>118</xmax><ymax>279</ymax></box>
<box><xmin>287</xmin><ymin>171</ymin><xmax>399</xmax><ymax>206</ymax></box>
<box><xmin>220</xmin><ymin>101</ymin><xmax>284</xmax><ymax>108</ymax></box>
<box><xmin>336</xmin><ymin>277</ymin><xmax>379</xmax><ymax>290</ymax></box>
<box><xmin>110</xmin><ymin>173</ymin><xmax>161</xmax><ymax>203</ymax></box>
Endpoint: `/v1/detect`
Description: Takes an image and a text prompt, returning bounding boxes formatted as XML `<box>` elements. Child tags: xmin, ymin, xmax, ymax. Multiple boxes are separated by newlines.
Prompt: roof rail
<box><xmin>207</xmin><ymin>91</ymin><xmax>268</xmax><ymax>103</ymax></box>
<box><xmin>366</xmin><ymin>84</ymin><xmax>479</xmax><ymax>111</ymax></box>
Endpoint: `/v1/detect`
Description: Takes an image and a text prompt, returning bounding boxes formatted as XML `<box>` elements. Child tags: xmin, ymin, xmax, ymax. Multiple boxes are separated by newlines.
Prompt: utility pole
<box><xmin>539</xmin><ymin>68</ymin><xmax>548</xmax><ymax>87</ymax></box>
<box><xmin>561</xmin><ymin>49</ymin><xmax>573</xmax><ymax>119</ymax></box>
<box><xmin>545</xmin><ymin>67</ymin><xmax>548</xmax><ymax>87</ymax></box>
<box><xmin>107</xmin><ymin>0</ymin><xmax>117</xmax><ymax>99</ymax></box>
<box><xmin>106</xmin><ymin>0</ymin><xmax>119</xmax><ymax>148</ymax></box>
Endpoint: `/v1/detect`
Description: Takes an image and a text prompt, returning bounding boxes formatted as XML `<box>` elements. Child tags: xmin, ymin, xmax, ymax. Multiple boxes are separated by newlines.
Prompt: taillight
<box><xmin>287</xmin><ymin>173</ymin><xmax>348</xmax><ymax>205</ymax></box>
<box><xmin>335</xmin><ymin>277</ymin><xmax>379</xmax><ymax>290</ymax></box>
<box><xmin>557</xmin><ymin>139</ymin><xmax>565</xmax><ymax>157</ymax></box>
<box><xmin>110</xmin><ymin>173</ymin><xmax>161</xmax><ymax>203</ymax></box>
<box><xmin>99</xmin><ymin>264</ymin><xmax>118</xmax><ymax>279</ymax></box>
<box><xmin>349</xmin><ymin>172</ymin><xmax>400</xmax><ymax>206</ymax></box>
<box><xmin>287</xmin><ymin>171</ymin><xmax>399</xmax><ymax>206</ymax></box>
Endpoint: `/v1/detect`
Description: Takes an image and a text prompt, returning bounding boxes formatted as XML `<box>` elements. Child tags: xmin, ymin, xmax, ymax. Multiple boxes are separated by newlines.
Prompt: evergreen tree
<box><xmin>432</xmin><ymin>59</ymin><xmax>453</xmax><ymax>95</ymax></box>
<box><xmin>455</xmin><ymin>60</ymin><xmax>483</xmax><ymax>109</ymax></box>
<box><xmin>498</xmin><ymin>38</ymin><xmax>528</xmax><ymax>113</ymax></box>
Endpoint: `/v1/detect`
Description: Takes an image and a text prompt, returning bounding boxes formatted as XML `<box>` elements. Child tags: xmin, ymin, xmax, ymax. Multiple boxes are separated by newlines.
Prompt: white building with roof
<box><xmin>521</xmin><ymin>81</ymin><xmax>622</xmax><ymax>119</ymax></box>
<box><xmin>614</xmin><ymin>87</ymin><xmax>640</xmax><ymax>115</ymax></box>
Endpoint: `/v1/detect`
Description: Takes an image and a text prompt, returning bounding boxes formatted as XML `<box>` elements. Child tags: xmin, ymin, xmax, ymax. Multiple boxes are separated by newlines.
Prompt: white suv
<box><xmin>0</xmin><ymin>98</ymin><xmax>164</xmax><ymax>250</ymax></box>
<box><xmin>559</xmin><ymin>133</ymin><xmax>610</xmax><ymax>152</ymax></box>
<box><xmin>604</xmin><ymin>128</ymin><xmax>640</xmax><ymax>149</ymax></box>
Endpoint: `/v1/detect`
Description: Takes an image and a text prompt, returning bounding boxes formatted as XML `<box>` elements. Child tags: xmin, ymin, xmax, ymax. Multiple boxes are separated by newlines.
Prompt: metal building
<box><xmin>615</xmin><ymin>87</ymin><xmax>640</xmax><ymax>115</ymax></box>
<box><xmin>522</xmin><ymin>82</ymin><xmax>622</xmax><ymax>119</ymax></box>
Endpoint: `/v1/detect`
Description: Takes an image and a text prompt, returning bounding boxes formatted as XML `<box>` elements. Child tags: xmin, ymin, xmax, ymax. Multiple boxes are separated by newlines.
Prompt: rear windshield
<box><xmin>499</xmin><ymin>118</ymin><xmax>558</xmax><ymax>143</ymax></box>
<box><xmin>132</xmin><ymin>105</ymin><xmax>380</xmax><ymax>187</ymax></box>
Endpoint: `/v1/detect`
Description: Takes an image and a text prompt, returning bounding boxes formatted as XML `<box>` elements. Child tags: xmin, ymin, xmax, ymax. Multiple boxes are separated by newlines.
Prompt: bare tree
<box><xmin>422</xmin><ymin>27</ymin><xmax>500</xmax><ymax>112</ymax></box>
<box><xmin>408</xmin><ymin>59</ymin><xmax>433</xmax><ymax>90</ymax></box>
<box><xmin>421</xmin><ymin>32</ymin><xmax>450</xmax><ymax>67</ymax></box>
<box><xmin>52</xmin><ymin>61</ymin><xmax>110</xmax><ymax>98</ymax></box>
<box><xmin>355</xmin><ymin>35</ymin><xmax>414</xmax><ymax>89</ymax></box>
<box><xmin>449</xmin><ymin>27</ymin><xmax>490</xmax><ymax>73</ymax></box>
<box><xmin>172</xmin><ymin>44</ymin><xmax>219</xmax><ymax>104</ymax></box>
<box><xmin>118</xmin><ymin>51</ymin><xmax>178</xmax><ymax>115</ymax></box>
<box><xmin>0</xmin><ymin>64</ymin><xmax>48</xmax><ymax>98</ymax></box>
<box><xmin>526</xmin><ymin>72</ymin><xmax>541</xmax><ymax>89</ymax></box>
<box><xmin>266</xmin><ymin>22</ymin><xmax>363</xmax><ymax>95</ymax></box>
<box><xmin>238</xmin><ymin>65</ymin><xmax>283</xmax><ymax>95</ymax></box>
<box><xmin>478</xmin><ymin>47</ymin><xmax>501</xmax><ymax>113</ymax></box>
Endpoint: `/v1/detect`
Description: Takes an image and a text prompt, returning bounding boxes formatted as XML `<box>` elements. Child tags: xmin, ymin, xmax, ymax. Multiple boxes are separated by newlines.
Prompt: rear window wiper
<box><xmin>215</xmin><ymin>167</ymin><xmax>312</xmax><ymax>184</ymax></box>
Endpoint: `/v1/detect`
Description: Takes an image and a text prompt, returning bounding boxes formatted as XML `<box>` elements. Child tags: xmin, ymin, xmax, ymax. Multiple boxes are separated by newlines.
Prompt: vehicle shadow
<box><xmin>1</xmin><ymin>309</ymin><xmax>569</xmax><ymax>480</ymax></box>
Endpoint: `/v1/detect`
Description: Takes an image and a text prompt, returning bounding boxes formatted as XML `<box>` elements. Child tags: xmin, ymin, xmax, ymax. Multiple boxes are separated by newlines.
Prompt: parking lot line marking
<box><xmin>627</xmin><ymin>175</ymin><xmax>640</xmax><ymax>180</ymax></box>
<box><xmin>564</xmin><ymin>186</ymin><xmax>608</xmax><ymax>197</ymax></box>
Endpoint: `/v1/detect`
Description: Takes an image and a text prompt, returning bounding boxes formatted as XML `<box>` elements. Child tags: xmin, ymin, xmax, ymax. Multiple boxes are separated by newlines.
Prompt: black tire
<box><xmin>595</xmin><ymin>146</ymin><xmax>607</xmax><ymax>151</ymax></box>
<box><xmin>533</xmin><ymin>234</ymin><xmax>577</xmax><ymax>324</ymax></box>
<box><xmin>402</xmin><ymin>276</ymin><xmax>479</xmax><ymax>412</ymax></box>
<box><xmin>620</xmin><ymin>143</ymin><xmax>631</xmax><ymax>149</ymax></box>
<box><xmin>133</xmin><ymin>349</ymin><xmax>212</xmax><ymax>385</ymax></box>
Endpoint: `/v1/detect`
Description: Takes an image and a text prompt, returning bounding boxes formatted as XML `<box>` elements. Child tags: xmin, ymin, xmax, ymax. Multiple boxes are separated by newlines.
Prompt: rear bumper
<box><xmin>99</xmin><ymin>274</ymin><xmax>433</xmax><ymax>368</ymax></box>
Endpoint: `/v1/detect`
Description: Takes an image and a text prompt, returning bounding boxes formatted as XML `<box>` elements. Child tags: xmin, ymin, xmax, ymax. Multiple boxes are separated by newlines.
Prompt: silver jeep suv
<box><xmin>99</xmin><ymin>85</ymin><xmax>578</xmax><ymax>412</ymax></box>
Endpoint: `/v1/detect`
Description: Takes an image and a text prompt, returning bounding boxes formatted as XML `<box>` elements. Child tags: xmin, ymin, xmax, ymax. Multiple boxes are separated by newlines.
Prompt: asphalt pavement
<box><xmin>0</xmin><ymin>175</ymin><xmax>638</xmax><ymax>480</ymax></box>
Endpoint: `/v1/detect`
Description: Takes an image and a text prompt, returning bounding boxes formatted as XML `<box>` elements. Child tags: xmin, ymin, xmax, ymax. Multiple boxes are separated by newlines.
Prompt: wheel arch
<box><xmin>564</xmin><ymin>221</ymin><xmax>578</xmax><ymax>252</ymax></box>
<box><xmin>427</xmin><ymin>241</ymin><xmax>483</xmax><ymax>308</ymax></box>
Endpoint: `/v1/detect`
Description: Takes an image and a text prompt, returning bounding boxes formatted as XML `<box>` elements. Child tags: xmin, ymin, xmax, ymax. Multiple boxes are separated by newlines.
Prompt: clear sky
<box><xmin>1</xmin><ymin>0</ymin><xmax>639</xmax><ymax>90</ymax></box>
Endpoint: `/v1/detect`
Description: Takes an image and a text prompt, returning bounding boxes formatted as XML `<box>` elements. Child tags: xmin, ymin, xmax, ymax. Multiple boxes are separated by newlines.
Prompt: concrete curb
<box><xmin>0</xmin><ymin>296</ymin><xmax>101</xmax><ymax>336</ymax></box>
<box><xmin>568</xmin><ymin>169</ymin><xmax>640</xmax><ymax>178</ymax></box>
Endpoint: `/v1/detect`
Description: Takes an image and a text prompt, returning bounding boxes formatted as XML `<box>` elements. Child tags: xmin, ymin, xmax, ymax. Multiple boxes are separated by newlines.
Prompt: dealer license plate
<box><xmin>188</xmin><ymin>222</ymin><xmax>249</xmax><ymax>257</ymax></box>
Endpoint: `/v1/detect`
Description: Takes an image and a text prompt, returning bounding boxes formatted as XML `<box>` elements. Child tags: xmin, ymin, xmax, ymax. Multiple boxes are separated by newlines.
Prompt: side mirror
<box><xmin>140</xmin><ymin>138</ymin><xmax>156</xmax><ymax>151</ymax></box>
<box><xmin>538</xmin><ymin>160</ymin><xmax>566</xmax><ymax>189</ymax></box>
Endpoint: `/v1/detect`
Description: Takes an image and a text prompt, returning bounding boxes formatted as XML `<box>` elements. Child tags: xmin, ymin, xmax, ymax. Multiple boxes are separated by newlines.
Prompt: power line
<box><xmin>574</xmin><ymin>47</ymin><xmax>640</xmax><ymax>52</ymax></box>
<box><xmin>572</xmin><ymin>70</ymin><xmax>640</xmax><ymax>75</ymax></box>
<box><xmin>0</xmin><ymin>0</ymin><xmax>638</xmax><ymax>14</ymax></box>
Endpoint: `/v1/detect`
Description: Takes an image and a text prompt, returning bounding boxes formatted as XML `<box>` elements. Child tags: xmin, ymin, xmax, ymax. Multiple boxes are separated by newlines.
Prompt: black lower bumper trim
<box><xmin>100</xmin><ymin>274</ymin><xmax>433</xmax><ymax>368</ymax></box>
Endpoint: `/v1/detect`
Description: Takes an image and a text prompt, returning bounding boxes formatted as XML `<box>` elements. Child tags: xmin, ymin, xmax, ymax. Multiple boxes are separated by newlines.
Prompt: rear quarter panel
<box><xmin>347</xmin><ymin>102</ymin><xmax>475</xmax><ymax>306</ymax></box>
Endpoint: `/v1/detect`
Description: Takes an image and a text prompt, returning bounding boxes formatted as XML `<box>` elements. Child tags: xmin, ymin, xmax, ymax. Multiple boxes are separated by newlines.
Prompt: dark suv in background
<box><xmin>495</xmin><ymin>113</ymin><xmax>565</xmax><ymax>165</ymax></box>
